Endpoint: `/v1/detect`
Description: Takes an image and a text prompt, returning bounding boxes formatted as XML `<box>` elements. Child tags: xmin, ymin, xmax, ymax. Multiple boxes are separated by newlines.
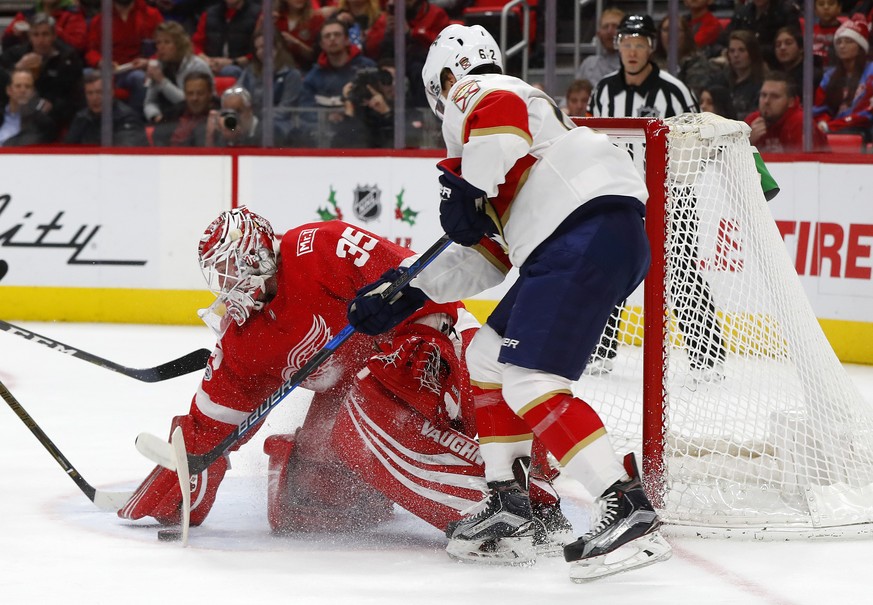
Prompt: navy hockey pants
<box><xmin>487</xmin><ymin>196</ymin><xmax>650</xmax><ymax>380</ymax></box>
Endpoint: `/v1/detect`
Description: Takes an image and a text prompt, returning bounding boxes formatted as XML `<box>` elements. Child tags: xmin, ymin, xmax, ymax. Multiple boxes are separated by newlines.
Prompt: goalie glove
<box><xmin>347</xmin><ymin>267</ymin><xmax>429</xmax><ymax>336</ymax></box>
<box><xmin>437</xmin><ymin>158</ymin><xmax>498</xmax><ymax>247</ymax></box>
<box><xmin>365</xmin><ymin>322</ymin><xmax>470</xmax><ymax>430</ymax></box>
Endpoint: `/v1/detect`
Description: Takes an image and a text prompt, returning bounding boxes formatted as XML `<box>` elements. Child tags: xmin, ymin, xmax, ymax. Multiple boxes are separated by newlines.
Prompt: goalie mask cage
<box><xmin>575</xmin><ymin>113</ymin><xmax>873</xmax><ymax>539</ymax></box>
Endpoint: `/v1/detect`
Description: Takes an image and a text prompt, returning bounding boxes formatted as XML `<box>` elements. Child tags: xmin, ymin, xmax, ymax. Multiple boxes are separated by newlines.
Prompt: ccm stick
<box><xmin>0</xmin><ymin>320</ymin><xmax>212</xmax><ymax>383</ymax></box>
<box><xmin>136</xmin><ymin>235</ymin><xmax>453</xmax><ymax>479</ymax></box>
<box><xmin>0</xmin><ymin>378</ymin><xmax>132</xmax><ymax>511</ymax></box>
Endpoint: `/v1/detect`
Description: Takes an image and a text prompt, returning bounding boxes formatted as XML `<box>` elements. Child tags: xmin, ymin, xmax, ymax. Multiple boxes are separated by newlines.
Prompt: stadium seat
<box><xmin>826</xmin><ymin>133</ymin><xmax>864</xmax><ymax>153</ymax></box>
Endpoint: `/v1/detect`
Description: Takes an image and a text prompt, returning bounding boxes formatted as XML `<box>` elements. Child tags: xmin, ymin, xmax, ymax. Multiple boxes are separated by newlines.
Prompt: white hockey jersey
<box><xmin>412</xmin><ymin>73</ymin><xmax>648</xmax><ymax>304</ymax></box>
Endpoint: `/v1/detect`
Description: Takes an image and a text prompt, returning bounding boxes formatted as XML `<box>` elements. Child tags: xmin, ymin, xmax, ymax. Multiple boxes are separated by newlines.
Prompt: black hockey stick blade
<box><xmin>0</xmin><ymin>378</ymin><xmax>132</xmax><ymax>511</ymax></box>
<box><xmin>137</xmin><ymin>235</ymin><xmax>454</xmax><ymax>475</ymax></box>
<box><xmin>0</xmin><ymin>320</ymin><xmax>212</xmax><ymax>382</ymax></box>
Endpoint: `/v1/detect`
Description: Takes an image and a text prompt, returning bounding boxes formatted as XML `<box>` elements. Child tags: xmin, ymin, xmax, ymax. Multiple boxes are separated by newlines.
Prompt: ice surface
<box><xmin>2</xmin><ymin>322</ymin><xmax>872</xmax><ymax>604</ymax></box>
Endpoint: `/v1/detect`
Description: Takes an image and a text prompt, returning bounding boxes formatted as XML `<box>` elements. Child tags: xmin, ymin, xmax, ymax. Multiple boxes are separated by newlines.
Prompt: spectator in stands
<box><xmin>562</xmin><ymin>78</ymin><xmax>592</xmax><ymax>117</ymax></box>
<box><xmin>653</xmin><ymin>14</ymin><xmax>720</xmax><ymax>96</ymax></box>
<box><xmin>813</xmin><ymin>20</ymin><xmax>873</xmax><ymax>140</ymax></box>
<box><xmin>699</xmin><ymin>84</ymin><xmax>738</xmax><ymax>119</ymax></box>
<box><xmin>64</xmin><ymin>71</ymin><xmax>149</xmax><ymax>146</ymax></box>
<box><xmin>236</xmin><ymin>27</ymin><xmax>305</xmax><ymax>145</ymax></box>
<box><xmin>331</xmin><ymin>0</ymin><xmax>388</xmax><ymax>60</ymax></box>
<box><xmin>144</xmin><ymin>21</ymin><xmax>213</xmax><ymax>124</ymax></box>
<box><xmin>381</xmin><ymin>0</ymin><xmax>450</xmax><ymax>106</ymax></box>
<box><xmin>774</xmin><ymin>26</ymin><xmax>823</xmax><ymax>92</ymax></box>
<box><xmin>85</xmin><ymin>0</ymin><xmax>164</xmax><ymax>115</ymax></box>
<box><xmin>720</xmin><ymin>0</ymin><xmax>800</xmax><ymax>67</ymax></box>
<box><xmin>575</xmin><ymin>7</ymin><xmax>625</xmax><ymax>87</ymax></box>
<box><xmin>813</xmin><ymin>0</ymin><xmax>843</xmax><ymax>68</ymax></box>
<box><xmin>332</xmin><ymin>63</ymin><xmax>408</xmax><ymax>148</ymax></box>
<box><xmin>0</xmin><ymin>68</ymin><xmax>57</xmax><ymax>146</ymax></box>
<box><xmin>153</xmin><ymin>71</ymin><xmax>218</xmax><ymax>146</ymax></box>
<box><xmin>721</xmin><ymin>30</ymin><xmax>768</xmax><ymax>120</ymax></box>
<box><xmin>270</xmin><ymin>0</ymin><xmax>325</xmax><ymax>72</ymax></box>
<box><xmin>746</xmin><ymin>71</ymin><xmax>828</xmax><ymax>152</ymax></box>
<box><xmin>208</xmin><ymin>85</ymin><xmax>262</xmax><ymax>146</ymax></box>
<box><xmin>299</xmin><ymin>18</ymin><xmax>376</xmax><ymax>138</ymax></box>
<box><xmin>192</xmin><ymin>0</ymin><xmax>262</xmax><ymax>80</ymax></box>
<box><xmin>0</xmin><ymin>13</ymin><xmax>84</xmax><ymax>134</ymax></box>
<box><xmin>2</xmin><ymin>0</ymin><xmax>87</xmax><ymax>55</ymax></box>
<box><xmin>684</xmin><ymin>0</ymin><xmax>723</xmax><ymax>51</ymax></box>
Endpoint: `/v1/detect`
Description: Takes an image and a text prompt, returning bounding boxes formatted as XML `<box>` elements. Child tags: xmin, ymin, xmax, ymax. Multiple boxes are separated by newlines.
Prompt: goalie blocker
<box><xmin>265</xmin><ymin>323</ymin><xmax>570</xmax><ymax>551</ymax></box>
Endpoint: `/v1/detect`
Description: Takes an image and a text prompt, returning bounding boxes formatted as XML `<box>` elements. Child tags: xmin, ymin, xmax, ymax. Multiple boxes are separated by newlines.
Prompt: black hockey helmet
<box><xmin>615</xmin><ymin>14</ymin><xmax>658</xmax><ymax>48</ymax></box>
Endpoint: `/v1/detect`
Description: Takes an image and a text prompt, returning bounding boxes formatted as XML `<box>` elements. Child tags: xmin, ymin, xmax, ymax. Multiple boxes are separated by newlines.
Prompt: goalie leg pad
<box><xmin>264</xmin><ymin>426</ymin><xmax>393</xmax><ymax>533</ymax></box>
<box><xmin>332</xmin><ymin>373</ymin><xmax>488</xmax><ymax>531</ymax></box>
<box><xmin>265</xmin><ymin>389</ymin><xmax>394</xmax><ymax>533</ymax></box>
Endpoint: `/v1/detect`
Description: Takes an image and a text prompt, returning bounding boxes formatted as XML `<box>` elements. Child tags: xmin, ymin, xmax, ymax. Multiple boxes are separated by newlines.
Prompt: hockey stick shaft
<box><xmin>0</xmin><ymin>320</ymin><xmax>212</xmax><ymax>382</ymax></box>
<box><xmin>0</xmin><ymin>378</ymin><xmax>131</xmax><ymax>511</ymax></box>
<box><xmin>166</xmin><ymin>235</ymin><xmax>453</xmax><ymax>475</ymax></box>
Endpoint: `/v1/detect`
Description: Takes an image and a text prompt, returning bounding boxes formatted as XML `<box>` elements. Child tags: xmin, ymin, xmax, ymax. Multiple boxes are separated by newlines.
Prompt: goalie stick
<box><xmin>0</xmin><ymin>378</ymin><xmax>132</xmax><ymax>511</ymax></box>
<box><xmin>136</xmin><ymin>234</ymin><xmax>454</xmax><ymax>476</ymax></box>
<box><xmin>0</xmin><ymin>320</ymin><xmax>212</xmax><ymax>383</ymax></box>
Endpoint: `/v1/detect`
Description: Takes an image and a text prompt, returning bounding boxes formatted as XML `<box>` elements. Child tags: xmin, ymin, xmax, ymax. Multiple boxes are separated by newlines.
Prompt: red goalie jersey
<box><xmin>120</xmin><ymin>219</ymin><xmax>475</xmax><ymax>528</ymax></box>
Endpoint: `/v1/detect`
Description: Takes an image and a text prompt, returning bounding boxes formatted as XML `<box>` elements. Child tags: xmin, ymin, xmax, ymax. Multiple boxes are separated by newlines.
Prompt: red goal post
<box><xmin>570</xmin><ymin>117</ymin><xmax>671</xmax><ymax>507</ymax></box>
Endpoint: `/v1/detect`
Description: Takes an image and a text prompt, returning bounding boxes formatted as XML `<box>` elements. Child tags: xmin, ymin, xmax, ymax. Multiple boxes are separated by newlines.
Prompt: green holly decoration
<box><xmin>317</xmin><ymin>187</ymin><xmax>344</xmax><ymax>221</ymax></box>
<box><xmin>394</xmin><ymin>189</ymin><xmax>419</xmax><ymax>225</ymax></box>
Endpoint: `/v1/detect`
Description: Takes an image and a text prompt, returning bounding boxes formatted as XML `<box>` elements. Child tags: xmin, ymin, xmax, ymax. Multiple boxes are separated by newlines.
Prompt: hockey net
<box><xmin>575</xmin><ymin>113</ymin><xmax>873</xmax><ymax>538</ymax></box>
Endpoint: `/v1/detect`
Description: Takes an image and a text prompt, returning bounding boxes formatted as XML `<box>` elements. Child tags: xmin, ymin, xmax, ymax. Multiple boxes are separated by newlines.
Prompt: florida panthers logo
<box><xmin>451</xmin><ymin>79</ymin><xmax>480</xmax><ymax>113</ymax></box>
<box><xmin>283</xmin><ymin>315</ymin><xmax>340</xmax><ymax>391</ymax></box>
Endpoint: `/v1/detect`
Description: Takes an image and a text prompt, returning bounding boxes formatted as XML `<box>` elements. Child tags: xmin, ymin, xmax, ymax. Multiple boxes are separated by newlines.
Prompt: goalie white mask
<box><xmin>422</xmin><ymin>24</ymin><xmax>503</xmax><ymax>120</ymax></box>
<box><xmin>197</xmin><ymin>206</ymin><xmax>277</xmax><ymax>337</ymax></box>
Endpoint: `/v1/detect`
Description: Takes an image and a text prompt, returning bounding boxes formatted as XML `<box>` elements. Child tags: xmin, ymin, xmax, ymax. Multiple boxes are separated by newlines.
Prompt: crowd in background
<box><xmin>0</xmin><ymin>0</ymin><xmax>870</xmax><ymax>150</ymax></box>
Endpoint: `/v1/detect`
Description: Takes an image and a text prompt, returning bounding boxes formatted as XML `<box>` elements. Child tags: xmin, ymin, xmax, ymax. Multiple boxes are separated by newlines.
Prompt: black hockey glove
<box><xmin>347</xmin><ymin>268</ymin><xmax>429</xmax><ymax>336</ymax></box>
<box><xmin>437</xmin><ymin>158</ymin><xmax>497</xmax><ymax>247</ymax></box>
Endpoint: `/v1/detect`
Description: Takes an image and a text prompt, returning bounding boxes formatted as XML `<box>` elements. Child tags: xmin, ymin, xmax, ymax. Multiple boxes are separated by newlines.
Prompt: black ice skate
<box><xmin>445</xmin><ymin>458</ymin><xmax>535</xmax><ymax>565</ymax></box>
<box><xmin>531</xmin><ymin>500</ymin><xmax>574</xmax><ymax>557</ymax></box>
<box><xmin>563</xmin><ymin>453</ymin><xmax>672</xmax><ymax>581</ymax></box>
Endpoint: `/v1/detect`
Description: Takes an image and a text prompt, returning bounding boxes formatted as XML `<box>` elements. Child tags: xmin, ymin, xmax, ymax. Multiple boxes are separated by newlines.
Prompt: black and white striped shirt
<box><xmin>588</xmin><ymin>63</ymin><xmax>699</xmax><ymax>118</ymax></box>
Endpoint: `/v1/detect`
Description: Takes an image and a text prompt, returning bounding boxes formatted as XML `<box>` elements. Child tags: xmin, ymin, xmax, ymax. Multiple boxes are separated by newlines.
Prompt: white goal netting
<box><xmin>578</xmin><ymin>113</ymin><xmax>873</xmax><ymax>538</ymax></box>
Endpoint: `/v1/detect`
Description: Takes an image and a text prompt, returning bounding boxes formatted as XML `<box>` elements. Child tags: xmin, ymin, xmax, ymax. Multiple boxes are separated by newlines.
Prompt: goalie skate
<box><xmin>563</xmin><ymin>453</ymin><xmax>671</xmax><ymax>581</ymax></box>
<box><xmin>445</xmin><ymin>478</ymin><xmax>536</xmax><ymax>566</ymax></box>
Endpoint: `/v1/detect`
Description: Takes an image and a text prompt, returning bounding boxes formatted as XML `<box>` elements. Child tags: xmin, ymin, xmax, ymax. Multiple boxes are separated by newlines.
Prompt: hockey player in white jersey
<box><xmin>347</xmin><ymin>24</ymin><xmax>672</xmax><ymax>581</ymax></box>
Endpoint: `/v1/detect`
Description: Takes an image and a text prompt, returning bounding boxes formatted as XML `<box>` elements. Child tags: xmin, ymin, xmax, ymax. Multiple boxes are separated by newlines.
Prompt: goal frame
<box><xmin>573</xmin><ymin>117</ymin><xmax>670</xmax><ymax>507</ymax></box>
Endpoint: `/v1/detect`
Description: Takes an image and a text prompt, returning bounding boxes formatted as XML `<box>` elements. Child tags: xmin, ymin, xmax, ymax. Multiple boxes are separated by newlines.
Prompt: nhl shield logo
<box><xmin>352</xmin><ymin>185</ymin><xmax>381</xmax><ymax>222</ymax></box>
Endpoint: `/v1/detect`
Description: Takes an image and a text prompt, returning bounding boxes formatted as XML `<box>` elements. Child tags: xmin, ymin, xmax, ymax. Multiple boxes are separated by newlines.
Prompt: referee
<box><xmin>586</xmin><ymin>14</ymin><xmax>726</xmax><ymax>381</ymax></box>
<box><xmin>588</xmin><ymin>14</ymin><xmax>698</xmax><ymax>119</ymax></box>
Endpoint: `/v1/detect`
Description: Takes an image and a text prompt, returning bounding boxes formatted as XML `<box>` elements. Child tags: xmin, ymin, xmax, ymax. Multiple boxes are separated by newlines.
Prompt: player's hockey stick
<box><xmin>136</xmin><ymin>235</ymin><xmax>454</xmax><ymax>476</ymax></box>
<box><xmin>0</xmin><ymin>378</ymin><xmax>132</xmax><ymax>511</ymax></box>
<box><xmin>0</xmin><ymin>320</ymin><xmax>212</xmax><ymax>383</ymax></box>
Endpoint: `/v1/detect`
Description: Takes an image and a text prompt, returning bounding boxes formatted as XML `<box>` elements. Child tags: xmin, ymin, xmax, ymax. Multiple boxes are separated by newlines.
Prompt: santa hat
<box><xmin>835</xmin><ymin>19</ymin><xmax>870</xmax><ymax>54</ymax></box>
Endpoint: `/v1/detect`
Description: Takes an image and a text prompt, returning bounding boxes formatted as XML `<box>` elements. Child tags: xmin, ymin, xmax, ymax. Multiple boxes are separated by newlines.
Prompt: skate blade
<box><xmin>568</xmin><ymin>532</ymin><xmax>672</xmax><ymax>582</ymax></box>
<box><xmin>536</xmin><ymin>529</ymin><xmax>575</xmax><ymax>558</ymax></box>
<box><xmin>446</xmin><ymin>536</ymin><xmax>536</xmax><ymax>566</ymax></box>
